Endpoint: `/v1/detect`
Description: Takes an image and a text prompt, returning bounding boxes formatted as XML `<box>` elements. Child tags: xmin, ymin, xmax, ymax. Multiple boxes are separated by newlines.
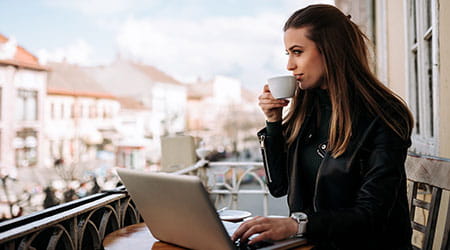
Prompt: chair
<box><xmin>405</xmin><ymin>153</ymin><xmax>450</xmax><ymax>250</ymax></box>
<box><xmin>160</xmin><ymin>135</ymin><xmax>197</xmax><ymax>172</ymax></box>
<box><xmin>442</xmin><ymin>197</ymin><xmax>450</xmax><ymax>250</ymax></box>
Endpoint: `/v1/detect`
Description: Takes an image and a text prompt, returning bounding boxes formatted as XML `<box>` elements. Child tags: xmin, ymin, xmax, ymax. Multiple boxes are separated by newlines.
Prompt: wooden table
<box><xmin>103</xmin><ymin>223</ymin><xmax>313</xmax><ymax>250</ymax></box>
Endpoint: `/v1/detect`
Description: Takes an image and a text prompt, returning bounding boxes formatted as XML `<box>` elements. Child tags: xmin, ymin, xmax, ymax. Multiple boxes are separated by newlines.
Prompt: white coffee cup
<box><xmin>267</xmin><ymin>75</ymin><xmax>297</xmax><ymax>99</ymax></box>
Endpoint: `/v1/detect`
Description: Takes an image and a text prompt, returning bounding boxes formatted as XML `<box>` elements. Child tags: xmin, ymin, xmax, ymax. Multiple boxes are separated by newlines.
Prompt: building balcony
<box><xmin>1</xmin><ymin>153</ymin><xmax>449</xmax><ymax>249</ymax></box>
<box><xmin>0</xmin><ymin>160</ymin><xmax>268</xmax><ymax>249</ymax></box>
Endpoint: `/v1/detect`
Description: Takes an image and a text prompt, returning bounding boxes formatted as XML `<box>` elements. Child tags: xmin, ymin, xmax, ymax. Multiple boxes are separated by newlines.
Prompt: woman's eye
<box><xmin>285</xmin><ymin>50</ymin><xmax>303</xmax><ymax>56</ymax></box>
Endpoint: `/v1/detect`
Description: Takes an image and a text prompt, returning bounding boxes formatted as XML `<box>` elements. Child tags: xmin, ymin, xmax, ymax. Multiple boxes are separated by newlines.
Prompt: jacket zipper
<box><xmin>312</xmin><ymin>154</ymin><xmax>327</xmax><ymax>212</ymax></box>
<box><xmin>259</xmin><ymin>135</ymin><xmax>272</xmax><ymax>183</ymax></box>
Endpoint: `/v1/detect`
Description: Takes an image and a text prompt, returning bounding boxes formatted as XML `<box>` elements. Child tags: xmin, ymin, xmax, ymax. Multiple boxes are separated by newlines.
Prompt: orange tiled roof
<box><xmin>187</xmin><ymin>79</ymin><xmax>214</xmax><ymax>99</ymax></box>
<box><xmin>47</xmin><ymin>62</ymin><xmax>116</xmax><ymax>99</ymax></box>
<box><xmin>131</xmin><ymin>62</ymin><xmax>183</xmax><ymax>85</ymax></box>
<box><xmin>0</xmin><ymin>34</ymin><xmax>48</xmax><ymax>71</ymax></box>
<box><xmin>47</xmin><ymin>87</ymin><xmax>116</xmax><ymax>99</ymax></box>
<box><xmin>82</xmin><ymin>60</ymin><xmax>184</xmax><ymax>99</ymax></box>
<box><xmin>116</xmin><ymin>96</ymin><xmax>150</xmax><ymax>110</ymax></box>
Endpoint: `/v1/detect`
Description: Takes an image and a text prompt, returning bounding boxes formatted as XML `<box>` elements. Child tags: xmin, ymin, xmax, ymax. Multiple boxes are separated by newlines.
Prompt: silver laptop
<box><xmin>116</xmin><ymin>168</ymin><xmax>307</xmax><ymax>250</ymax></box>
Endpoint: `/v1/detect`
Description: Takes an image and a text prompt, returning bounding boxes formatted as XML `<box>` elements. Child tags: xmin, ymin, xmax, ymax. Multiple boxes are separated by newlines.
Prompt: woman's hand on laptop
<box><xmin>231</xmin><ymin>216</ymin><xmax>298</xmax><ymax>244</ymax></box>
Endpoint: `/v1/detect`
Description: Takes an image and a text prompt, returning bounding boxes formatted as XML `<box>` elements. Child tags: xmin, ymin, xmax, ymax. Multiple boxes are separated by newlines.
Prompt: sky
<box><xmin>0</xmin><ymin>0</ymin><xmax>334</xmax><ymax>91</ymax></box>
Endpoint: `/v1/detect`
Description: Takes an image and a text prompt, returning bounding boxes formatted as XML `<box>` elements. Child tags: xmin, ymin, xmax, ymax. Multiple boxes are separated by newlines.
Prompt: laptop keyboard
<box><xmin>223</xmin><ymin>221</ymin><xmax>274</xmax><ymax>249</ymax></box>
<box><xmin>234</xmin><ymin>239</ymin><xmax>273</xmax><ymax>250</ymax></box>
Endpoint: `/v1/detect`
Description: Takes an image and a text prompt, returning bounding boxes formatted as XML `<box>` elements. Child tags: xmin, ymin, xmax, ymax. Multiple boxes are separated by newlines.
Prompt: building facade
<box><xmin>335</xmin><ymin>0</ymin><xmax>450</xmax><ymax>157</ymax></box>
<box><xmin>0</xmin><ymin>34</ymin><xmax>48</xmax><ymax>175</ymax></box>
<box><xmin>84</xmin><ymin>60</ymin><xmax>187</xmax><ymax>164</ymax></box>
<box><xmin>186</xmin><ymin>76</ymin><xmax>261</xmax><ymax>156</ymax></box>
<box><xmin>335</xmin><ymin>1</ymin><xmax>450</xmax><ymax>248</ymax></box>
<box><xmin>45</xmin><ymin>62</ymin><xmax>120</xmax><ymax>170</ymax></box>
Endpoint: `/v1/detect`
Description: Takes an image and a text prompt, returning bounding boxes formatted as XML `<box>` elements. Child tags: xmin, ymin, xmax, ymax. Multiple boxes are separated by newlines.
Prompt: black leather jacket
<box><xmin>257</xmin><ymin>113</ymin><xmax>413</xmax><ymax>250</ymax></box>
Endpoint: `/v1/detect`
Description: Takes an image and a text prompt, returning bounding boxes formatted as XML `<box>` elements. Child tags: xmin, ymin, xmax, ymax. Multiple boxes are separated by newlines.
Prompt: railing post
<box><xmin>231</xmin><ymin>168</ymin><xmax>238</xmax><ymax>210</ymax></box>
<box><xmin>263</xmin><ymin>193</ymin><xmax>268</xmax><ymax>216</ymax></box>
<box><xmin>199</xmin><ymin>161</ymin><xmax>268</xmax><ymax>215</ymax></box>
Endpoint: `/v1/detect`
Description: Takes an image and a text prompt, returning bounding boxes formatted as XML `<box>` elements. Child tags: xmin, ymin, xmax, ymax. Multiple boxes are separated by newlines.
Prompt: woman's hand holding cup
<box><xmin>258</xmin><ymin>84</ymin><xmax>290</xmax><ymax>122</ymax></box>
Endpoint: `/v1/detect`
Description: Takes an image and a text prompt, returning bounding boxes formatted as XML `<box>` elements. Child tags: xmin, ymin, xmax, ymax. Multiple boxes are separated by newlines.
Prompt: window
<box><xmin>50</xmin><ymin>103</ymin><xmax>55</xmax><ymax>120</ymax></box>
<box><xmin>89</xmin><ymin>104</ymin><xmax>97</xmax><ymax>119</ymax></box>
<box><xmin>103</xmin><ymin>106</ymin><xmax>110</xmax><ymax>119</ymax></box>
<box><xmin>82</xmin><ymin>104</ymin><xmax>88</xmax><ymax>119</ymax></box>
<box><xmin>0</xmin><ymin>87</ymin><xmax>2</xmax><ymax>120</ymax></box>
<box><xmin>60</xmin><ymin>103</ymin><xmax>64</xmax><ymax>120</ymax></box>
<box><xmin>16</xmin><ymin>89</ymin><xmax>38</xmax><ymax>121</ymax></box>
<box><xmin>66</xmin><ymin>102</ymin><xmax>72</xmax><ymax>119</ymax></box>
<box><xmin>14</xmin><ymin>129</ymin><xmax>38</xmax><ymax>167</ymax></box>
<box><xmin>406</xmin><ymin>0</ymin><xmax>439</xmax><ymax>154</ymax></box>
<box><xmin>71</xmin><ymin>103</ymin><xmax>77</xmax><ymax>119</ymax></box>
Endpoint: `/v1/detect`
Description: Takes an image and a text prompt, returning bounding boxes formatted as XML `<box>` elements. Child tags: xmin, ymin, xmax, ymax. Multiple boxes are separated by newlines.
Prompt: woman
<box><xmin>232</xmin><ymin>4</ymin><xmax>413</xmax><ymax>250</ymax></box>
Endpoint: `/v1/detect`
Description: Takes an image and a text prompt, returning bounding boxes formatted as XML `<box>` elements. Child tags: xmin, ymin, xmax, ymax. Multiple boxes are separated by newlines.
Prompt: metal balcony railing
<box><xmin>0</xmin><ymin>187</ymin><xmax>139</xmax><ymax>249</ymax></box>
<box><xmin>0</xmin><ymin>160</ymin><xmax>268</xmax><ymax>249</ymax></box>
<box><xmin>175</xmin><ymin>160</ymin><xmax>269</xmax><ymax>215</ymax></box>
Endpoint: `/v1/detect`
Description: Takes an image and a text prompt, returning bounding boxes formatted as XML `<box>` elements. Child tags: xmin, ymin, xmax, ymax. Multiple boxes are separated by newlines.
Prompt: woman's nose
<box><xmin>286</xmin><ymin>57</ymin><xmax>296</xmax><ymax>71</ymax></box>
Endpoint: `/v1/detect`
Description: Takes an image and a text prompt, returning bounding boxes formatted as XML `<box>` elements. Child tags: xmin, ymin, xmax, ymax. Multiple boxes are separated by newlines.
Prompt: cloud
<box><xmin>115</xmin><ymin>13</ymin><xmax>291</xmax><ymax>90</ymax></box>
<box><xmin>0</xmin><ymin>36</ymin><xmax>18</xmax><ymax>60</ymax></box>
<box><xmin>282</xmin><ymin>0</ymin><xmax>335</xmax><ymax>10</ymax></box>
<box><xmin>37</xmin><ymin>39</ymin><xmax>96</xmax><ymax>65</ymax></box>
<box><xmin>39</xmin><ymin>0</ymin><xmax>336</xmax><ymax>90</ymax></box>
<box><xmin>43</xmin><ymin>0</ymin><xmax>153</xmax><ymax>15</ymax></box>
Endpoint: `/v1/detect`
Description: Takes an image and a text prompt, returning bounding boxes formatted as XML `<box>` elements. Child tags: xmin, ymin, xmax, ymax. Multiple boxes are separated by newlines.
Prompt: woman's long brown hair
<box><xmin>283</xmin><ymin>4</ymin><xmax>413</xmax><ymax>158</ymax></box>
